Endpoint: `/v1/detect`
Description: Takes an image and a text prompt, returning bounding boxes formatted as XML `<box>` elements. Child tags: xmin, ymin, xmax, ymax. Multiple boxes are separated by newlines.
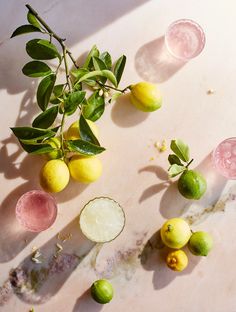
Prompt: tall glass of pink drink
<box><xmin>212</xmin><ymin>138</ymin><xmax>236</xmax><ymax>179</ymax></box>
<box><xmin>16</xmin><ymin>190</ymin><xmax>57</xmax><ymax>232</ymax></box>
<box><xmin>165</xmin><ymin>19</ymin><xmax>205</xmax><ymax>61</ymax></box>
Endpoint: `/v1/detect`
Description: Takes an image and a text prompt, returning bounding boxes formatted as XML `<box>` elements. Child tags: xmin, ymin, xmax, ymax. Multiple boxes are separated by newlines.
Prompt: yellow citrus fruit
<box><xmin>166</xmin><ymin>250</ymin><xmax>188</xmax><ymax>272</ymax></box>
<box><xmin>161</xmin><ymin>218</ymin><xmax>191</xmax><ymax>249</ymax></box>
<box><xmin>40</xmin><ymin>159</ymin><xmax>70</xmax><ymax>193</ymax></box>
<box><xmin>130</xmin><ymin>82</ymin><xmax>162</xmax><ymax>112</ymax></box>
<box><xmin>68</xmin><ymin>155</ymin><xmax>102</xmax><ymax>183</ymax></box>
<box><xmin>65</xmin><ymin>120</ymin><xmax>99</xmax><ymax>140</ymax></box>
<box><xmin>45</xmin><ymin>137</ymin><xmax>63</xmax><ymax>160</ymax></box>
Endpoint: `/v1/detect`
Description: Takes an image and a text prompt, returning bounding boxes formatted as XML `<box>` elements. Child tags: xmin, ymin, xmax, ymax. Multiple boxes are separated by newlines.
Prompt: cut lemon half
<box><xmin>79</xmin><ymin>197</ymin><xmax>125</xmax><ymax>243</ymax></box>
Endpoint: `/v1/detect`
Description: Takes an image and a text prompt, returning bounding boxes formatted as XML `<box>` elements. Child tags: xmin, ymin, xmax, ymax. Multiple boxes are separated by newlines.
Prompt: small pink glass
<box><xmin>212</xmin><ymin>138</ymin><xmax>236</xmax><ymax>179</ymax></box>
<box><xmin>16</xmin><ymin>190</ymin><xmax>57</xmax><ymax>232</ymax></box>
<box><xmin>165</xmin><ymin>19</ymin><xmax>206</xmax><ymax>61</ymax></box>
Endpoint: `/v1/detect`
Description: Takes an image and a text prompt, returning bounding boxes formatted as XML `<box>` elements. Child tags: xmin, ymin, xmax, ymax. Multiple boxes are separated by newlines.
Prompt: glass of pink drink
<box><xmin>165</xmin><ymin>19</ymin><xmax>205</xmax><ymax>61</ymax></box>
<box><xmin>16</xmin><ymin>190</ymin><xmax>57</xmax><ymax>232</ymax></box>
<box><xmin>212</xmin><ymin>138</ymin><xmax>236</xmax><ymax>179</ymax></box>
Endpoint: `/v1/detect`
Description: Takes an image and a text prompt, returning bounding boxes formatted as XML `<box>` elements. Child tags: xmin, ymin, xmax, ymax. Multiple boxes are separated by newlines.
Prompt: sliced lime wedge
<box><xmin>79</xmin><ymin>197</ymin><xmax>125</xmax><ymax>243</ymax></box>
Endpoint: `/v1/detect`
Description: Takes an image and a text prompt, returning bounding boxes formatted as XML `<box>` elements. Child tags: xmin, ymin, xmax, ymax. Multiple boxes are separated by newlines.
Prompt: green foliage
<box><xmin>10</xmin><ymin>6</ymin><xmax>129</xmax><ymax>158</ymax></box>
<box><xmin>22</xmin><ymin>61</ymin><xmax>52</xmax><ymax>77</ymax></box>
<box><xmin>170</xmin><ymin>139</ymin><xmax>189</xmax><ymax>162</ymax></box>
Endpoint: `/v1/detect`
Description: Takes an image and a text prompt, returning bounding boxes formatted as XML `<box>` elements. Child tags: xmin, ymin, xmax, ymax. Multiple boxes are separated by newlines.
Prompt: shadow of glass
<box><xmin>140</xmin><ymin>230</ymin><xmax>201</xmax><ymax>290</ymax></box>
<box><xmin>73</xmin><ymin>289</ymin><xmax>103</xmax><ymax>312</ymax></box>
<box><xmin>160</xmin><ymin>154</ymin><xmax>227</xmax><ymax>221</ymax></box>
<box><xmin>111</xmin><ymin>94</ymin><xmax>149</xmax><ymax>128</ymax></box>
<box><xmin>135</xmin><ymin>36</ymin><xmax>187</xmax><ymax>83</ymax></box>
<box><xmin>9</xmin><ymin>218</ymin><xmax>96</xmax><ymax>304</ymax></box>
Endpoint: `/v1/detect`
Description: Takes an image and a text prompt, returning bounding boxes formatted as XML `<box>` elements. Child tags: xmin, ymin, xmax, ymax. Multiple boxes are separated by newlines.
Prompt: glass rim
<box><xmin>165</xmin><ymin>18</ymin><xmax>206</xmax><ymax>61</ymax></box>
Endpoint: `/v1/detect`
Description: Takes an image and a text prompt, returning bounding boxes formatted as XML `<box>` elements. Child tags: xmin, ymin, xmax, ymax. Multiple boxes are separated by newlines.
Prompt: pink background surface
<box><xmin>1</xmin><ymin>0</ymin><xmax>236</xmax><ymax>311</ymax></box>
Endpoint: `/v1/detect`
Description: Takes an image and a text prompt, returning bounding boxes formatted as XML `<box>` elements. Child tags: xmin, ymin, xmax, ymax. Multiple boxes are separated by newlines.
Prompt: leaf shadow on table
<box><xmin>72</xmin><ymin>289</ymin><xmax>103</xmax><ymax>312</ymax></box>
<box><xmin>1</xmin><ymin>0</ymin><xmax>150</xmax><ymax>95</ymax></box>
<box><xmin>111</xmin><ymin>94</ymin><xmax>149</xmax><ymax>128</ymax></box>
<box><xmin>138</xmin><ymin>165</ymin><xmax>171</xmax><ymax>203</ymax></box>
<box><xmin>135</xmin><ymin>36</ymin><xmax>187</xmax><ymax>83</ymax></box>
<box><xmin>139</xmin><ymin>230</ymin><xmax>201</xmax><ymax>290</ymax></box>
<box><xmin>159</xmin><ymin>154</ymin><xmax>227</xmax><ymax>220</ymax></box>
<box><xmin>8</xmin><ymin>218</ymin><xmax>96</xmax><ymax>305</ymax></box>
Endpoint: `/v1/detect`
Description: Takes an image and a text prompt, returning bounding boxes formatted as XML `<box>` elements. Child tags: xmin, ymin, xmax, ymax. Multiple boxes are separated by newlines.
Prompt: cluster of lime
<box><xmin>161</xmin><ymin>218</ymin><xmax>213</xmax><ymax>271</ymax></box>
<box><xmin>39</xmin><ymin>82</ymin><xmax>162</xmax><ymax>193</ymax></box>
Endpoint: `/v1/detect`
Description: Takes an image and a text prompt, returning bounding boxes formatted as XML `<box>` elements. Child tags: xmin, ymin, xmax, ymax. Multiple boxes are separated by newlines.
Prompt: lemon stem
<box><xmin>96</xmin><ymin>81</ymin><xmax>131</xmax><ymax>93</ymax></box>
<box><xmin>186</xmin><ymin>158</ymin><xmax>194</xmax><ymax>168</ymax></box>
<box><xmin>167</xmin><ymin>224</ymin><xmax>173</xmax><ymax>232</ymax></box>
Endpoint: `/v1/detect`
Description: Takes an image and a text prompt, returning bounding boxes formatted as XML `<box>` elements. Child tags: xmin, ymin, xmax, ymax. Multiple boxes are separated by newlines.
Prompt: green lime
<box><xmin>178</xmin><ymin>169</ymin><xmax>207</xmax><ymax>200</ymax></box>
<box><xmin>91</xmin><ymin>279</ymin><xmax>114</xmax><ymax>304</ymax></box>
<box><xmin>188</xmin><ymin>231</ymin><xmax>213</xmax><ymax>256</ymax></box>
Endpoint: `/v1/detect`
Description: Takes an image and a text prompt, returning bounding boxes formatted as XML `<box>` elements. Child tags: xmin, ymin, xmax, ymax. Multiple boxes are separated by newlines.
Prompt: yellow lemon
<box><xmin>161</xmin><ymin>218</ymin><xmax>191</xmax><ymax>249</ymax></box>
<box><xmin>68</xmin><ymin>155</ymin><xmax>102</xmax><ymax>183</ymax></box>
<box><xmin>65</xmin><ymin>120</ymin><xmax>99</xmax><ymax>140</ymax></box>
<box><xmin>40</xmin><ymin>159</ymin><xmax>70</xmax><ymax>193</ymax></box>
<box><xmin>130</xmin><ymin>82</ymin><xmax>162</xmax><ymax>112</ymax></box>
<box><xmin>45</xmin><ymin>137</ymin><xmax>63</xmax><ymax>160</ymax></box>
<box><xmin>166</xmin><ymin>250</ymin><xmax>188</xmax><ymax>272</ymax></box>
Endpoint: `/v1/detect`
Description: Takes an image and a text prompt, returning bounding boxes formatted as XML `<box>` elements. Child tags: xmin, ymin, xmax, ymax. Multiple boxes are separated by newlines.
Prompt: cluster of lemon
<box><xmin>40</xmin><ymin>120</ymin><xmax>102</xmax><ymax>193</ymax></box>
<box><xmin>160</xmin><ymin>218</ymin><xmax>213</xmax><ymax>272</ymax></box>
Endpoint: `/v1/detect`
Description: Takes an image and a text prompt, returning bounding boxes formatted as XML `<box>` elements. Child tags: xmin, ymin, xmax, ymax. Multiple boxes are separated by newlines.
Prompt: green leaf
<box><xmin>66</xmin><ymin>139</ymin><xmax>105</xmax><ymax>156</ymax></box>
<box><xmin>64</xmin><ymin>91</ymin><xmax>86</xmax><ymax>115</ymax></box>
<box><xmin>37</xmin><ymin>74</ymin><xmax>56</xmax><ymax>111</ymax></box>
<box><xmin>170</xmin><ymin>139</ymin><xmax>190</xmax><ymax>163</ymax></box>
<box><xmin>168</xmin><ymin>164</ymin><xmax>186</xmax><ymax>178</ymax></box>
<box><xmin>71</xmin><ymin>68</ymin><xmax>89</xmax><ymax>80</ymax></box>
<box><xmin>11</xmin><ymin>127</ymin><xmax>56</xmax><ymax>142</ymax></box>
<box><xmin>20</xmin><ymin>142</ymin><xmax>55</xmax><ymax>154</ymax></box>
<box><xmin>11</xmin><ymin>25</ymin><xmax>41</xmax><ymax>38</ymax></box>
<box><xmin>26</xmin><ymin>39</ymin><xmax>61</xmax><ymax>60</ymax></box>
<box><xmin>92</xmin><ymin>57</ymin><xmax>107</xmax><ymax>83</ymax></box>
<box><xmin>114</xmin><ymin>55</ymin><xmax>126</xmax><ymax>85</ymax></box>
<box><xmin>32</xmin><ymin>106</ymin><xmax>58</xmax><ymax>129</ymax></box>
<box><xmin>83</xmin><ymin>45</ymin><xmax>100</xmax><ymax>69</ymax></box>
<box><xmin>22</xmin><ymin>61</ymin><xmax>52</xmax><ymax>77</ymax></box>
<box><xmin>78</xmin><ymin>70</ymin><xmax>117</xmax><ymax>87</ymax></box>
<box><xmin>82</xmin><ymin>91</ymin><xmax>105</xmax><ymax>121</ymax></box>
<box><xmin>168</xmin><ymin>154</ymin><xmax>183</xmax><ymax>166</ymax></box>
<box><xmin>79</xmin><ymin>114</ymin><xmax>100</xmax><ymax>145</ymax></box>
<box><xmin>50</xmin><ymin>84</ymin><xmax>64</xmax><ymax>104</ymax></box>
<box><xmin>100</xmin><ymin>52</ymin><xmax>112</xmax><ymax>69</ymax></box>
<box><xmin>27</xmin><ymin>11</ymin><xmax>41</xmax><ymax>29</ymax></box>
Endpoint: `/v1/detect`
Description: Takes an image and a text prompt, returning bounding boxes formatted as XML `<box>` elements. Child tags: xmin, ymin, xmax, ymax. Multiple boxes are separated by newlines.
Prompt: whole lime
<box><xmin>161</xmin><ymin>218</ymin><xmax>191</xmax><ymax>249</ymax></box>
<box><xmin>178</xmin><ymin>170</ymin><xmax>207</xmax><ymax>200</ymax></box>
<box><xmin>68</xmin><ymin>155</ymin><xmax>102</xmax><ymax>183</ymax></box>
<box><xmin>91</xmin><ymin>279</ymin><xmax>114</xmax><ymax>304</ymax></box>
<box><xmin>188</xmin><ymin>231</ymin><xmax>213</xmax><ymax>256</ymax></box>
<box><xmin>130</xmin><ymin>82</ymin><xmax>162</xmax><ymax>112</ymax></box>
<box><xmin>40</xmin><ymin>159</ymin><xmax>70</xmax><ymax>193</ymax></box>
<box><xmin>166</xmin><ymin>249</ymin><xmax>188</xmax><ymax>272</ymax></box>
<box><xmin>45</xmin><ymin>137</ymin><xmax>63</xmax><ymax>160</ymax></box>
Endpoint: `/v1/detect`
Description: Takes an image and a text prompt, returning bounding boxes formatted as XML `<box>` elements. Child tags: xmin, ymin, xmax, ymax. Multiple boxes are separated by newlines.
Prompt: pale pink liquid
<box><xmin>16</xmin><ymin>190</ymin><xmax>57</xmax><ymax>232</ymax></box>
<box><xmin>165</xmin><ymin>19</ymin><xmax>205</xmax><ymax>60</ymax></box>
<box><xmin>212</xmin><ymin>138</ymin><xmax>236</xmax><ymax>179</ymax></box>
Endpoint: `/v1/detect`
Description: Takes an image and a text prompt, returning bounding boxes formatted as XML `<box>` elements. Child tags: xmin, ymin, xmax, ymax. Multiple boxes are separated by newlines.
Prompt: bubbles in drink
<box><xmin>165</xmin><ymin>19</ymin><xmax>205</xmax><ymax>60</ymax></box>
<box><xmin>16</xmin><ymin>190</ymin><xmax>57</xmax><ymax>232</ymax></box>
<box><xmin>212</xmin><ymin>138</ymin><xmax>236</xmax><ymax>179</ymax></box>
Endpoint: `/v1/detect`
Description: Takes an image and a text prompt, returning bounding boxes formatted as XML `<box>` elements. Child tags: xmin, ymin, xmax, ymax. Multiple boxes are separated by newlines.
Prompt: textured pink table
<box><xmin>1</xmin><ymin>0</ymin><xmax>236</xmax><ymax>311</ymax></box>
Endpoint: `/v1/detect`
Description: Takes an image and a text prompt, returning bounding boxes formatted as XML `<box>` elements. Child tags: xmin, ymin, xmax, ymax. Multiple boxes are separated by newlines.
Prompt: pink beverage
<box><xmin>16</xmin><ymin>190</ymin><xmax>57</xmax><ymax>232</ymax></box>
<box><xmin>212</xmin><ymin>138</ymin><xmax>236</xmax><ymax>179</ymax></box>
<box><xmin>165</xmin><ymin>19</ymin><xmax>205</xmax><ymax>60</ymax></box>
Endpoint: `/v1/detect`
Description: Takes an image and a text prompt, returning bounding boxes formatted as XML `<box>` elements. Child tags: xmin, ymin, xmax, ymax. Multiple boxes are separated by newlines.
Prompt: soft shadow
<box><xmin>1</xmin><ymin>0</ymin><xmax>150</xmax><ymax>94</ymax></box>
<box><xmin>138</xmin><ymin>165</ymin><xmax>170</xmax><ymax>203</ymax></box>
<box><xmin>140</xmin><ymin>230</ymin><xmax>201</xmax><ymax>290</ymax></box>
<box><xmin>73</xmin><ymin>289</ymin><xmax>103</xmax><ymax>312</ymax></box>
<box><xmin>160</xmin><ymin>154</ymin><xmax>227</xmax><ymax>220</ymax></box>
<box><xmin>111</xmin><ymin>94</ymin><xmax>149</xmax><ymax>128</ymax></box>
<box><xmin>9</xmin><ymin>218</ymin><xmax>96</xmax><ymax>304</ymax></box>
<box><xmin>135</xmin><ymin>36</ymin><xmax>187</xmax><ymax>83</ymax></box>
